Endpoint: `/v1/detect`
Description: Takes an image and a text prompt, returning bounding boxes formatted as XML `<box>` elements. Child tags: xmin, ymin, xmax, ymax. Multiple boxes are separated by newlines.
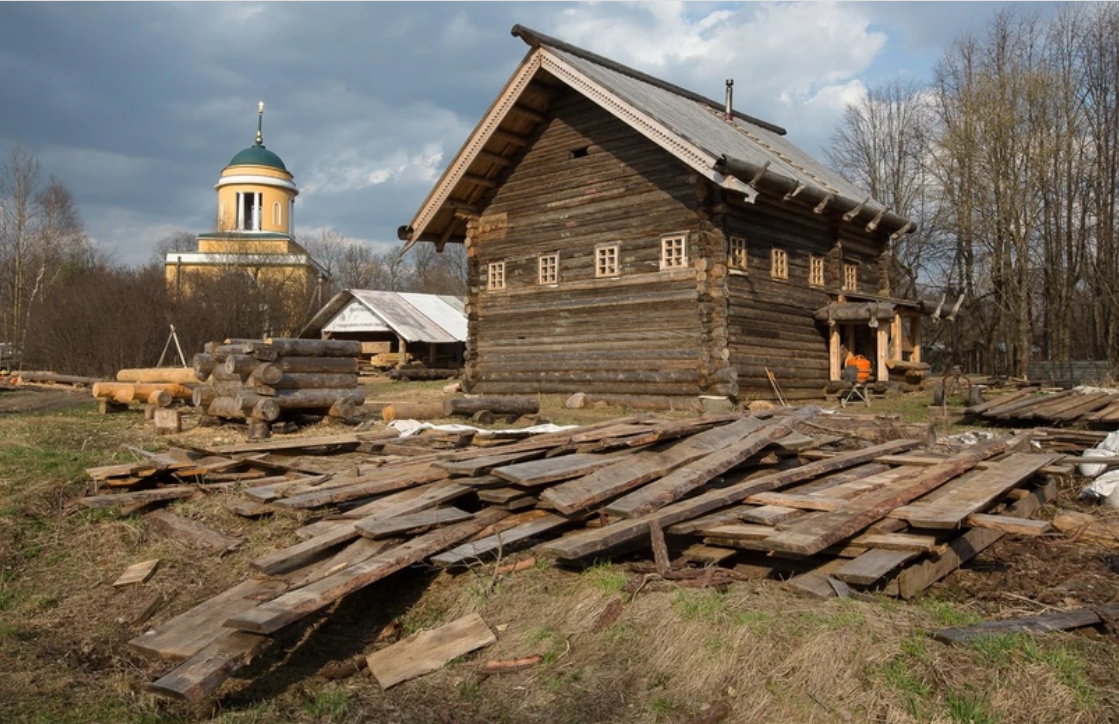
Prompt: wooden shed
<box><xmin>300</xmin><ymin>289</ymin><xmax>466</xmax><ymax>369</ymax></box>
<box><xmin>398</xmin><ymin>25</ymin><xmax>933</xmax><ymax>404</ymax></box>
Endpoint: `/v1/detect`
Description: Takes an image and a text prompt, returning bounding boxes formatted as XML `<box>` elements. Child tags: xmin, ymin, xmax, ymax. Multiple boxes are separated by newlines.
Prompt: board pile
<box><xmin>81</xmin><ymin>409</ymin><xmax>1072</xmax><ymax>703</ymax></box>
<box><xmin>968</xmin><ymin>386</ymin><xmax>1119</xmax><ymax>427</ymax></box>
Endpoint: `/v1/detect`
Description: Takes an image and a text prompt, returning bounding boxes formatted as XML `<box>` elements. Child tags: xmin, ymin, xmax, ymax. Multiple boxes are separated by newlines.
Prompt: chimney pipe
<box><xmin>725</xmin><ymin>79</ymin><xmax>734</xmax><ymax>122</ymax></box>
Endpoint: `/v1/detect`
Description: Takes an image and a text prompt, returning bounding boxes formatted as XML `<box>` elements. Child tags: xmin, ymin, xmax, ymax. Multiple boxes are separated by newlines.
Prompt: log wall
<box><xmin>465</xmin><ymin>91</ymin><xmax>707</xmax><ymax>398</ymax></box>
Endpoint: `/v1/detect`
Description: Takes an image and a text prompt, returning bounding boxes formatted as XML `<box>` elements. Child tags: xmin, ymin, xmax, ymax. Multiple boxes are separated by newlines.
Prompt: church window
<box><xmin>272</xmin><ymin>202</ymin><xmax>282</xmax><ymax>227</ymax></box>
<box><xmin>237</xmin><ymin>192</ymin><xmax>263</xmax><ymax>231</ymax></box>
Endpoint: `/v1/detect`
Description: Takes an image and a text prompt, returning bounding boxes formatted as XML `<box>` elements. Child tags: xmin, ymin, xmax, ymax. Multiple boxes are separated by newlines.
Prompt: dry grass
<box><xmin>2</xmin><ymin>385</ymin><xmax>1118</xmax><ymax>723</ymax></box>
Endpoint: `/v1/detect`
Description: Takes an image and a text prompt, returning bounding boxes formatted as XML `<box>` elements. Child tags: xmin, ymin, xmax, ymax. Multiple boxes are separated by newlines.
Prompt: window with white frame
<box><xmin>729</xmin><ymin>235</ymin><xmax>747</xmax><ymax>270</ymax></box>
<box><xmin>809</xmin><ymin>255</ymin><xmax>824</xmax><ymax>287</ymax></box>
<box><xmin>596</xmin><ymin>244</ymin><xmax>619</xmax><ymax>277</ymax></box>
<box><xmin>538</xmin><ymin>253</ymin><xmax>558</xmax><ymax>284</ymax></box>
<box><xmin>487</xmin><ymin>261</ymin><xmax>506</xmax><ymax>290</ymax></box>
<box><xmin>660</xmin><ymin>234</ymin><xmax>687</xmax><ymax>269</ymax></box>
<box><xmin>236</xmin><ymin>191</ymin><xmax>263</xmax><ymax>231</ymax></box>
<box><xmin>771</xmin><ymin>248</ymin><xmax>788</xmax><ymax>280</ymax></box>
<box><xmin>843</xmin><ymin>262</ymin><xmax>858</xmax><ymax>291</ymax></box>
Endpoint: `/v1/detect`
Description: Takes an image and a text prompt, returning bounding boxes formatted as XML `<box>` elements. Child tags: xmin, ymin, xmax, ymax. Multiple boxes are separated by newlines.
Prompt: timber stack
<box><xmin>70</xmin><ymin>408</ymin><xmax>1080</xmax><ymax>703</ymax></box>
<box><xmin>190</xmin><ymin>337</ymin><xmax>365</xmax><ymax>438</ymax></box>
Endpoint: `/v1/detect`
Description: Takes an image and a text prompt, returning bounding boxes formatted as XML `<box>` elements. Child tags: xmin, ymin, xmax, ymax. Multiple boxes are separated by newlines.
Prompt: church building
<box><xmin>165</xmin><ymin>103</ymin><xmax>326</xmax><ymax>296</ymax></box>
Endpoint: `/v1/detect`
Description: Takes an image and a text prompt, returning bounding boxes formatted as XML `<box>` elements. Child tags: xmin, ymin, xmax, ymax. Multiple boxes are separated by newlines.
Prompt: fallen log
<box><xmin>381</xmin><ymin>402</ymin><xmax>447</xmax><ymax>421</ymax></box>
<box><xmin>261</xmin><ymin>338</ymin><xmax>363</xmax><ymax>357</ymax></box>
<box><xmin>92</xmin><ymin>382</ymin><xmax>193</xmax><ymax>404</ymax></box>
<box><xmin>116</xmin><ymin>368</ymin><xmax>199</xmax><ymax>384</ymax></box>
<box><xmin>443</xmin><ymin>396</ymin><xmax>539</xmax><ymax>417</ymax></box>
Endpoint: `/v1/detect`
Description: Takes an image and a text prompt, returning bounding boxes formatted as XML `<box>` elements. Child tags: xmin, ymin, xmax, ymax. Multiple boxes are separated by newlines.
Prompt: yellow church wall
<box><xmin>216</xmin><ymin>181</ymin><xmax>295</xmax><ymax>234</ymax></box>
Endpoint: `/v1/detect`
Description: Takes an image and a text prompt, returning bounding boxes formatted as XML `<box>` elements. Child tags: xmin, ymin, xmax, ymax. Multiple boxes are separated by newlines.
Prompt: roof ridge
<box><xmin>512</xmin><ymin>24</ymin><xmax>787</xmax><ymax>136</ymax></box>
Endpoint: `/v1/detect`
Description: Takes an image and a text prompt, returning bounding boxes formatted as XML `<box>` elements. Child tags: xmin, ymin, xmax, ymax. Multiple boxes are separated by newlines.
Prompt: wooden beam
<box><xmin>510</xmin><ymin>104</ymin><xmax>547</xmax><ymax>124</ymax></box>
<box><xmin>476</xmin><ymin>150</ymin><xmax>514</xmax><ymax>168</ymax></box>
<box><xmin>814</xmin><ymin>193</ymin><xmax>834</xmax><ymax>214</ymax></box>
<box><xmin>865</xmin><ymin>207</ymin><xmax>888</xmax><ymax>232</ymax></box>
<box><xmin>489</xmin><ymin>129</ymin><xmax>529</xmax><ymax>147</ymax></box>
<box><xmin>842</xmin><ymin>197</ymin><xmax>870</xmax><ymax>222</ymax></box>
<box><xmin>462</xmin><ymin>173</ymin><xmax>499</xmax><ymax>188</ymax></box>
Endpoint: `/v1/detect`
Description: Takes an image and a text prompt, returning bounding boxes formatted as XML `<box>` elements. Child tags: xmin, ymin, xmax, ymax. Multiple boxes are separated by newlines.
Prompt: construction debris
<box><xmin>74</xmin><ymin>408</ymin><xmax>1078</xmax><ymax>703</ymax></box>
<box><xmin>969</xmin><ymin>386</ymin><xmax>1119</xmax><ymax>427</ymax></box>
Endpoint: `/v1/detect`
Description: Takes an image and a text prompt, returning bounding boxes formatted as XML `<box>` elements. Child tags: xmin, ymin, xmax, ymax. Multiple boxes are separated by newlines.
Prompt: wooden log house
<box><xmin>398</xmin><ymin>25</ymin><xmax>936</xmax><ymax>404</ymax></box>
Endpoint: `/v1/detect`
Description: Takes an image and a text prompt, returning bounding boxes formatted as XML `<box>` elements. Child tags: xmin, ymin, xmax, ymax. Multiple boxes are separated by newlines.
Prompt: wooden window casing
<box><xmin>538</xmin><ymin>253</ymin><xmax>558</xmax><ymax>285</ymax></box>
<box><xmin>596</xmin><ymin>244</ymin><xmax>619</xmax><ymax>278</ymax></box>
<box><xmin>809</xmin><ymin>255</ymin><xmax>824</xmax><ymax>287</ymax></box>
<box><xmin>771</xmin><ymin>248</ymin><xmax>788</xmax><ymax>280</ymax></box>
<box><xmin>660</xmin><ymin>233</ymin><xmax>687</xmax><ymax>270</ymax></box>
<box><xmin>729</xmin><ymin>235</ymin><xmax>747</xmax><ymax>270</ymax></box>
<box><xmin>843</xmin><ymin>262</ymin><xmax>858</xmax><ymax>291</ymax></box>
<box><xmin>487</xmin><ymin>261</ymin><xmax>506</xmax><ymax>290</ymax></box>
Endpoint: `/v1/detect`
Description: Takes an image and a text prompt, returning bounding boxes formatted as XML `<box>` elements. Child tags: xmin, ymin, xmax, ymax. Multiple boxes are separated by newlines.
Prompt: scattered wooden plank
<box><xmin>680</xmin><ymin>544</ymin><xmax>738</xmax><ymax>565</ymax></box>
<box><xmin>131</xmin><ymin>592</ymin><xmax>166</xmax><ymax>625</ymax></box>
<box><xmin>933</xmin><ymin>603</ymin><xmax>1119</xmax><ymax>644</ymax></box>
<box><xmin>78</xmin><ymin>486</ymin><xmax>202</xmax><ymax>509</ymax></box>
<box><xmin>883</xmin><ymin>480</ymin><xmax>1056</xmax><ymax>598</ymax></box>
<box><xmin>128</xmin><ymin>578</ymin><xmax>288</xmax><ymax>661</ymax></box>
<box><xmin>491</xmin><ymin>453</ymin><xmax>620</xmax><ymax>487</ymax></box>
<box><xmin>763</xmin><ymin>442</ymin><xmax>1007</xmax><ymax>556</ymax></box>
<box><xmin>366</xmin><ymin>612</ymin><xmax>496</xmax><ymax>689</ymax></box>
<box><xmin>540</xmin><ymin>439</ymin><xmax>921</xmax><ymax>561</ymax></box>
<box><xmin>542</xmin><ymin>416</ymin><xmax>779</xmax><ymax>516</ymax></box>
<box><xmin>833</xmin><ymin>549</ymin><xmax>917</xmax><ymax>586</ymax></box>
<box><xmin>604</xmin><ymin>413</ymin><xmax>815</xmax><ymax>518</ymax></box>
<box><xmin>148</xmin><ymin>630</ymin><xmax>270</xmax><ymax>703</ymax></box>
<box><xmin>226</xmin><ymin>500</ymin><xmax>274</xmax><ymax>519</ymax></box>
<box><xmin>354</xmin><ymin>507</ymin><xmax>474</xmax><ymax>539</ymax></box>
<box><xmin>113</xmin><ymin>559</ymin><xmax>160</xmax><ymax>587</ymax></box>
<box><xmin>145</xmin><ymin>509</ymin><xmax>241</xmax><ymax>552</ymax></box>
<box><xmin>437</xmin><ymin>450</ymin><xmax>548</xmax><ymax>477</ymax></box>
<box><xmin>965</xmin><ymin>513</ymin><xmax>1051</xmax><ymax>536</ymax></box>
<box><xmin>226</xmin><ymin>509</ymin><xmax>510</xmax><ymax>634</ymax></box>
<box><xmin>430</xmin><ymin>512</ymin><xmax>569</xmax><ymax>567</ymax></box>
<box><xmin>890</xmin><ymin>453</ymin><xmax>1060</xmax><ymax>529</ymax></box>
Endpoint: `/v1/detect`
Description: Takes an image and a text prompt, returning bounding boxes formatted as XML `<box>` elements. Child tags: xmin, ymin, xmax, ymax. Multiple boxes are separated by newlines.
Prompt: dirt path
<box><xmin>0</xmin><ymin>385</ymin><xmax>91</xmax><ymax>414</ymax></box>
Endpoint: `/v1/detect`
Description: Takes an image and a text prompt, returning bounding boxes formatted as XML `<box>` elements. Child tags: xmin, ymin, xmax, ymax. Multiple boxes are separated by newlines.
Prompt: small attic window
<box><xmin>569</xmin><ymin>146</ymin><xmax>590</xmax><ymax>159</ymax></box>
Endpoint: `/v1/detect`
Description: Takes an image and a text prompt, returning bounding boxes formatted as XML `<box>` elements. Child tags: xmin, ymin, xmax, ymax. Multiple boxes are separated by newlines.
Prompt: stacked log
<box><xmin>92</xmin><ymin>381</ymin><xmax>194</xmax><ymax>408</ymax></box>
<box><xmin>190</xmin><ymin>338</ymin><xmax>365</xmax><ymax>428</ymax></box>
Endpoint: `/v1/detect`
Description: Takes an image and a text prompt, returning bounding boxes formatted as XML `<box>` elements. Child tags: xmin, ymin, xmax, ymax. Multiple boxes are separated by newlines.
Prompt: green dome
<box><xmin>227</xmin><ymin>143</ymin><xmax>288</xmax><ymax>172</ymax></box>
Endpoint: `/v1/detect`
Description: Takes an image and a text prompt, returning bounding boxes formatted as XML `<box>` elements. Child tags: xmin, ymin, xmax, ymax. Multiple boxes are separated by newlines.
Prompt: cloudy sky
<box><xmin>0</xmin><ymin>1</ymin><xmax>1044</xmax><ymax>267</ymax></box>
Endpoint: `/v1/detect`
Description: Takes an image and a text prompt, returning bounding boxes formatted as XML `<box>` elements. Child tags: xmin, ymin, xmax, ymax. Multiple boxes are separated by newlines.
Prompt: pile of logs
<box><xmin>74</xmin><ymin>409</ymin><xmax>1081</xmax><ymax>703</ymax></box>
<box><xmin>190</xmin><ymin>338</ymin><xmax>365</xmax><ymax>437</ymax></box>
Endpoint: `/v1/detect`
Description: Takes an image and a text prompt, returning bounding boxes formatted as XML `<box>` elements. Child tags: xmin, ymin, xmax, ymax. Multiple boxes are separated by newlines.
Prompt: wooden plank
<box><xmin>365</xmin><ymin>613</ymin><xmax>496</xmax><ymax>689</ymax></box>
<box><xmin>541</xmin><ymin>416</ymin><xmax>777</xmax><ymax>516</ymax></box>
<box><xmin>476</xmin><ymin>487</ymin><xmax>534</xmax><ymax>505</ymax></box>
<box><xmin>148</xmin><ymin>630</ymin><xmax>269</xmax><ymax>703</ymax></box>
<box><xmin>680</xmin><ymin>544</ymin><xmax>738</xmax><ymax>565</ymax></box>
<box><xmin>437</xmin><ymin>450</ymin><xmax>548</xmax><ymax>477</ymax></box>
<box><xmin>128</xmin><ymin>578</ymin><xmax>288</xmax><ymax>661</ymax></box>
<box><xmin>741</xmin><ymin>492</ymin><xmax>849</xmax><ymax>511</ymax></box>
<box><xmin>884</xmin><ymin>480</ymin><xmax>1056</xmax><ymax>598</ymax></box>
<box><xmin>762</xmin><ymin>442</ymin><xmax>1007</xmax><ymax>556</ymax></box>
<box><xmin>269</xmin><ymin>465</ymin><xmax>449</xmax><ymax>510</ymax></box>
<box><xmin>540</xmin><ymin>439</ymin><xmax>922</xmax><ymax>560</ymax></box>
<box><xmin>890</xmin><ymin>453</ymin><xmax>1059</xmax><ymax>529</ymax></box>
<box><xmin>113</xmin><ymin>559</ymin><xmax>160</xmax><ymax>587</ymax></box>
<box><xmin>353</xmin><ymin>507</ymin><xmax>474</xmax><ymax>539</ymax></box>
<box><xmin>834</xmin><ymin>549</ymin><xmax>917</xmax><ymax>585</ymax></box>
<box><xmin>78</xmin><ymin>486</ymin><xmax>201</xmax><ymax>509</ymax></box>
<box><xmin>226</xmin><ymin>509</ymin><xmax>510</xmax><ymax>634</ymax></box>
<box><xmin>491</xmin><ymin>453</ymin><xmax>619</xmax><ymax>487</ymax></box>
<box><xmin>251</xmin><ymin>482</ymin><xmax>472</xmax><ymax>575</ymax></box>
<box><xmin>604</xmin><ymin>412</ymin><xmax>816</xmax><ymax>518</ymax></box>
<box><xmin>932</xmin><ymin>603</ymin><xmax>1119</xmax><ymax>645</ymax></box>
<box><xmin>430</xmin><ymin>512</ymin><xmax>570</xmax><ymax>567</ymax></box>
<box><xmin>964</xmin><ymin>513</ymin><xmax>1051</xmax><ymax>537</ymax></box>
<box><xmin>145</xmin><ymin>510</ymin><xmax>241</xmax><ymax>552</ymax></box>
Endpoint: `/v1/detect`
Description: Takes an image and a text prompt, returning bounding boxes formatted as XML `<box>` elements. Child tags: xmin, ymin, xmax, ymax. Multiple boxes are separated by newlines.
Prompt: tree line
<box><xmin>828</xmin><ymin>4</ymin><xmax>1119</xmax><ymax>379</ymax></box>
<box><xmin>0</xmin><ymin>146</ymin><xmax>467</xmax><ymax>377</ymax></box>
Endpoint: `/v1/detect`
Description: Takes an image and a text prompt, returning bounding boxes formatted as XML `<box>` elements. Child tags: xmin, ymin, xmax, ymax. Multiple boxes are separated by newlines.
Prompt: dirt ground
<box><xmin>1</xmin><ymin>380</ymin><xmax>1117</xmax><ymax>723</ymax></box>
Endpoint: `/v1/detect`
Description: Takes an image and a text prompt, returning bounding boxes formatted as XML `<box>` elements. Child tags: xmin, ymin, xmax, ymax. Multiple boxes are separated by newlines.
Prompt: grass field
<box><xmin>1</xmin><ymin>384</ymin><xmax>1117</xmax><ymax>723</ymax></box>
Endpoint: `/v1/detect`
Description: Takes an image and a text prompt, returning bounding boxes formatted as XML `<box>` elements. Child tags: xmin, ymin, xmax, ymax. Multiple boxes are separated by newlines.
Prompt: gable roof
<box><xmin>300</xmin><ymin>289</ymin><xmax>466</xmax><ymax>344</ymax></box>
<box><xmin>399</xmin><ymin>24</ymin><xmax>915</xmax><ymax>252</ymax></box>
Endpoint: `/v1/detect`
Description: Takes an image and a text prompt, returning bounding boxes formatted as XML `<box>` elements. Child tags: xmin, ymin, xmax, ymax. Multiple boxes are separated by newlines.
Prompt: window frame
<box><xmin>770</xmin><ymin>248</ymin><xmax>788</xmax><ymax>280</ymax></box>
<box><xmin>843</xmin><ymin>262</ymin><xmax>858</xmax><ymax>292</ymax></box>
<box><xmin>808</xmin><ymin>255</ymin><xmax>825</xmax><ymax>287</ymax></box>
<box><xmin>538</xmin><ymin>252</ymin><xmax>559</xmax><ymax>285</ymax></box>
<box><xmin>595</xmin><ymin>244</ymin><xmax>620</xmax><ymax>278</ymax></box>
<box><xmin>660</xmin><ymin>233</ymin><xmax>688</xmax><ymax>270</ymax></box>
<box><xmin>729</xmin><ymin>235</ymin><xmax>747</xmax><ymax>271</ymax></box>
<box><xmin>487</xmin><ymin>261</ymin><xmax>506</xmax><ymax>290</ymax></box>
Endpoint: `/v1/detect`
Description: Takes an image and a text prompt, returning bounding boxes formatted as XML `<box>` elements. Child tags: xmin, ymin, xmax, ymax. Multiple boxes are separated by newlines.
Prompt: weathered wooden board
<box><xmin>491</xmin><ymin>453</ymin><xmax>619</xmax><ymax>487</ymax></box>
<box><xmin>933</xmin><ymin>603</ymin><xmax>1119</xmax><ymax>644</ymax></box>
<box><xmin>965</xmin><ymin>513</ymin><xmax>1051</xmax><ymax>536</ymax></box>
<box><xmin>833</xmin><ymin>549</ymin><xmax>917</xmax><ymax>585</ymax></box>
<box><xmin>540</xmin><ymin>439</ymin><xmax>921</xmax><ymax>560</ymax></box>
<box><xmin>762</xmin><ymin>444</ymin><xmax>1005</xmax><ymax>556</ymax></box>
<box><xmin>113</xmin><ymin>559</ymin><xmax>160</xmax><ymax>587</ymax></box>
<box><xmin>354</xmin><ymin>507</ymin><xmax>474</xmax><ymax>539</ymax></box>
<box><xmin>148</xmin><ymin>630</ymin><xmax>270</xmax><ymax>703</ymax></box>
<box><xmin>366</xmin><ymin>613</ymin><xmax>496</xmax><ymax>689</ymax></box>
<box><xmin>79</xmin><ymin>486</ymin><xmax>202</xmax><ymax>509</ymax></box>
<box><xmin>884</xmin><ymin>480</ymin><xmax>1056</xmax><ymax>598</ymax></box>
<box><xmin>146</xmin><ymin>510</ymin><xmax>241</xmax><ymax>552</ymax></box>
<box><xmin>431</xmin><ymin>512</ymin><xmax>570</xmax><ymax>567</ymax></box>
<box><xmin>226</xmin><ymin>509</ymin><xmax>509</xmax><ymax>634</ymax></box>
<box><xmin>890</xmin><ymin>453</ymin><xmax>1059</xmax><ymax>529</ymax></box>
<box><xmin>541</xmin><ymin>416</ymin><xmax>777</xmax><ymax>515</ymax></box>
<box><xmin>128</xmin><ymin>578</ymin><xmax>288</xmax><ymax>661</ymax></box>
